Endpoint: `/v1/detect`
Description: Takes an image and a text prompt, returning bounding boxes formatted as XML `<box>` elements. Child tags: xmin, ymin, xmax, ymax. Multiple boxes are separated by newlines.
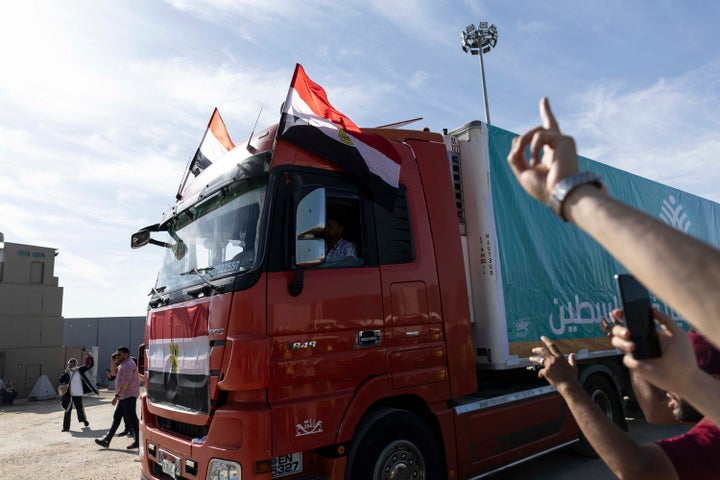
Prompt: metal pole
<box><xmin>478</xmin><ymin>48</ymin><xmax>490</xmax><ymax>125</ymax></box>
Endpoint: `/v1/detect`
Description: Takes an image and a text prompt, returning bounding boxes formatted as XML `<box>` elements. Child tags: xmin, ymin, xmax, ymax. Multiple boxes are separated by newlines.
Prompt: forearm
<box><xmin>559</xmin><ymin>381</ymin><xmax>656</xmax><ymax>478</ymax></box>
<box><xmin>630</xmin><ymin>371</ymin><xmax>677</xmax><ymax>424</ymax></box>
<box><xmin>565</xmin><ymin>187</ymin><xmax>720</xmax><ymax>345</ymax></box>
<box><xmin>677</xmin><ymin>369</ymin><xmax>720</xmax><ymax>428</ymax></box>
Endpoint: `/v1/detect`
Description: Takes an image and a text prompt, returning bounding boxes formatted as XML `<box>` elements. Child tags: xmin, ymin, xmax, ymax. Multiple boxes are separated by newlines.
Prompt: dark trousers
<box><xmin>63</xmin><ymin>396</ymin><xmax>87</xmax><ymax>430</ymax></box>
<box><xmin>105</xmin><ymin>402</ymin><xmax>126</xmax><ymax>441</ymax></box>
<box><xmin>105</xmin><ymin>397</ymin><xmax>140</xmax><ymax>442</ymax></box>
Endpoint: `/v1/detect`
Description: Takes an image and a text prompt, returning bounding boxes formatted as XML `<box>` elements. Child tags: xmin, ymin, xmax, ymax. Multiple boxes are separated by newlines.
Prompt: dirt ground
<box><xmin>0</xmin><ymin>390</ymin><xmax>141</xmax><ymax>479</ymax></box>
<box><xmin>0</xmin><ymin>390</ymin><xmax>694</xmax><ymax>480</ymax></box>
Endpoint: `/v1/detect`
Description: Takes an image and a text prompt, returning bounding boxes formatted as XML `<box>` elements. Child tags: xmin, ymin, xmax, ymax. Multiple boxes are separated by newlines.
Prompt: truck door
<box><xmin>265</xmin><ymin>173</ymin><xmax>386</xmax><ymax>456</ymax></box>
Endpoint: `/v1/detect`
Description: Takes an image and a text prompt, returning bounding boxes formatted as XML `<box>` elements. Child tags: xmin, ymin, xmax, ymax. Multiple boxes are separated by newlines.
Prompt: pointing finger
<box><xmin>540</xmin><ymin>97</ymin><xmax>560</xmax><ymax>132</ymax></box>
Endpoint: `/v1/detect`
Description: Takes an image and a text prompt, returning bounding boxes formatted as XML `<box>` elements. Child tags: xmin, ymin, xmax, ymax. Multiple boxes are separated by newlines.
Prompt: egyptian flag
<box><xmin>278</xmin><ymin>64</ymin><xmax>402</xmax><ymax>209</ymax></box>
<box><xmin>191</xmin><ymin>108</ymin><xmax>235</xmax><ymax>174</ymax></box>
<box><xmin>146</xmin><ymin>303</ymin><xmax>210</xmax><ymax>414</ymax></box>
<box><xmin>176</xmin><ymin>108</ymin><xmax>235</xmax><ymax>200</ymax></box>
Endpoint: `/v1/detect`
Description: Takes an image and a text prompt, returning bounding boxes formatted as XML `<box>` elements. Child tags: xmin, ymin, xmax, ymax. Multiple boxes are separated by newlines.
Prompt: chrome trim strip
<box><xmin>454</xmin><ymin>385</ymin><xmax>557</xmax><ymax>415</ymax></box>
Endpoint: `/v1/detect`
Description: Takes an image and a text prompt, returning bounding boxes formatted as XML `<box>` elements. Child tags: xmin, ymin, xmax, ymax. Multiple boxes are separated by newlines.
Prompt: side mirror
<box><xmin>295</xmin><ymin>188</ymin><xmax>326</xmax><ymax>267</ymax></box>
<box><xmin>131</xmin><ymin>224</ymin><xmax>161</xmax><ymax>249</ymax></box>
<box><xmin>131</xmin><ymin>230</ymin><xmax>151</xmax><ymax>249</ymax></box>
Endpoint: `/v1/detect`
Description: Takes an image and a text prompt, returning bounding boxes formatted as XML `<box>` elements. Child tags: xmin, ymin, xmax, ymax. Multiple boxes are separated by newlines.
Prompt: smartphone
<box><xmin>614</xmin><ymin>274</ymin><xmax>662</xmax><ymax>358</ymax></box>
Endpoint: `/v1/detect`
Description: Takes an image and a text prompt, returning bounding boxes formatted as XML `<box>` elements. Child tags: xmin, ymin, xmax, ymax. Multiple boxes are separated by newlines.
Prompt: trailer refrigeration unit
<box><xmin>132</xmin><ymin>73</ymin><xmax>719</xmax><ymax>480</ymax></box>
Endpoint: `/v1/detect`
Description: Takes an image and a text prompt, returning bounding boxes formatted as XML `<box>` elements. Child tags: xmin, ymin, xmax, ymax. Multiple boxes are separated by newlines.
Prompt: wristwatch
<box><xmin>548</xmin><ymin>172</ymin><xmax>605</xmax><ymax>221</ymax></box>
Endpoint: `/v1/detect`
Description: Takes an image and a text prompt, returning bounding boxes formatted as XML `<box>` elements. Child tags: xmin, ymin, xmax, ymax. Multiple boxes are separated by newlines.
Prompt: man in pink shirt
<box><xmin>95</xmin><ymin>346</ymin><xmax>140</xmax><ymax>449</ymax></box>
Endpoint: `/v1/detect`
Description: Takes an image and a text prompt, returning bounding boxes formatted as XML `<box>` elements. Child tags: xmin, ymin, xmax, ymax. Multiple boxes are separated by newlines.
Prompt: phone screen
<box><xmin>615</xmin><ymin>274</ymin><xmax>661</xmax><ymax>358</ymax></box>
<box><xmin>618</xmin><ymin>279</ymin><xmax>652</xmax><ymax>335</ymax></box>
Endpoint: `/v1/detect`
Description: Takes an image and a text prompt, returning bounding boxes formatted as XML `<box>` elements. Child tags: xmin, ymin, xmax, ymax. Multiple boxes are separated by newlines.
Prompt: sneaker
<box><xmin>95</xmin><ymin>438</ymin><xmax>110</xmax><ymax>448</ymax></box>
<box><xmin>83</xmin><ymin>421</ymin><xmax>89</xmax><ymax>427</ymax></box>
<box><xmin>61</xmin><ymin>428</ymin><xmax>70</xmax><ymax>432</ymax></box>
<box><xmin>126</xmin><ymin>441</ymin><xmax>139</xmax><ymax>449</ymax></box>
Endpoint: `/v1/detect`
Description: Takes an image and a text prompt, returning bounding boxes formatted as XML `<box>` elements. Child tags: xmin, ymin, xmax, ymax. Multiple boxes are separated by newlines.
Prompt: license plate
<box><xmin>159</xmin><ymin>449</ymin><xmax>180</xmax><ymax>479</ymax></box>
<box><xmin>271</xmin><ymin>452</ymin><xmax>303</xmax><ymax>478</ymax></box>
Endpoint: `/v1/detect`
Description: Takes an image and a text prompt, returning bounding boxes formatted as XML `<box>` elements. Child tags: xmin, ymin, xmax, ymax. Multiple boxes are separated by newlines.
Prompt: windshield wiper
<box><xmin>149</xmin><ymin>286</ymin><xmax>167</xmax><ymax>296</ymax></box>
<box><xmin>179</xmin><ymin>267</ymin><xmax>220</xmax><ymax>292</ymax></box>
<box><xmin>148</xmin><ymin>286</ymin><xmax>170</xmax><ymax>307</ymax></box>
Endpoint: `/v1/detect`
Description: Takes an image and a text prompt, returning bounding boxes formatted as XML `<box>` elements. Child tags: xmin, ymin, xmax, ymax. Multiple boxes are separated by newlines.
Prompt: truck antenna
<box><xmin>246</xmin><ymin>106</ymin><xmax>263</xmax><ymax>153</ymax></box>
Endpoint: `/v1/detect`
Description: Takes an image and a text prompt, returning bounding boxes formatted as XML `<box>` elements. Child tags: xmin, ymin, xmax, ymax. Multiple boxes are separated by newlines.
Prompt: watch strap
<box><xmin>548</xmin><ymin>172</ymin><xmax>605</xmax><ymax>221</ymax></box>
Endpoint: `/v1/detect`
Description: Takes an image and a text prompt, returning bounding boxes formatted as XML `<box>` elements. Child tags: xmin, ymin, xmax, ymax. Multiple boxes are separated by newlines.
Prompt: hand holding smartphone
<box><xmin>614</xmin><ymin>274</ymin><xmax>662</xmax><ymax>359</ymax></box>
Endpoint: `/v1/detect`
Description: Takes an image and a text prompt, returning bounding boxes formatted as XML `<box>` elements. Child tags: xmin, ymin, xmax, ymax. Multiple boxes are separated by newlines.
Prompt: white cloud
<box><xmin>1</xmin><ymin>1</ymin><xmax>718</xmax><ymax>319</ymax></box>
<box><xmin>406</xmin><ymin>70</ymin><xmax>432</xmax><ymax>90</ymax></box>
<box><xmin>515</xmin><ymin>20</ymin><xmax>552</xmax><ymax>35</ymax></box>
<box><xmin>566</xmin><ymin>60</ymin><xmax>720</xmax><ymax>201</ymax></box>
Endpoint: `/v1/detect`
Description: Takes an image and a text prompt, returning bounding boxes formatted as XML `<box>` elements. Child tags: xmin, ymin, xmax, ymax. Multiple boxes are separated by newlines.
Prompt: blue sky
<box><xmin>1</xmin><ymin>1</ymin><xmax>719</xmax><ymax>317</ymax></box>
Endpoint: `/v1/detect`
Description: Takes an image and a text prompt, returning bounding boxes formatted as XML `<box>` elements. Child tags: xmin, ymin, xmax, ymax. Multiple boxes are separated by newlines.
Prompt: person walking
<box><xmin>104</xmin><ymin>352</ymin><xmax>133</xmax><ymax>437</ymax></box>
<box><xmin>95</xmin><ymin>347</ymin><xmax>140</xmax><ymax>449</ymax></box>
<box><xmin>59</xmin><ymin>358</ymin><xmax>90</xmax><ymax>432</ymax></box>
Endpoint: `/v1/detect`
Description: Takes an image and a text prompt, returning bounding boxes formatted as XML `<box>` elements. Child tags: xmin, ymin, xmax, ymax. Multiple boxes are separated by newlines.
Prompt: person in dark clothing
<box><xmin>1</xmin><ymin>380</ymin><xmax>18</xmax><ymax>406</ymax></box>
<box><xmin>59</xmin><ymin>358</ymin><xmax>92</xmax><ymax>432</ymax></box>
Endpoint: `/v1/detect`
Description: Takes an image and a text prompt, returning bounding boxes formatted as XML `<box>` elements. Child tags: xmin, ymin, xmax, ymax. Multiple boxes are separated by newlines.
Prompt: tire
<box><xmin>345</xmin><ymin>407</ymin><xmax>444</xmax><ymax>480</ymax></box>
<box><xmin>573</xmin><ymin>374</ymin><xmax>627</xmax><ymax>457</ymax></box>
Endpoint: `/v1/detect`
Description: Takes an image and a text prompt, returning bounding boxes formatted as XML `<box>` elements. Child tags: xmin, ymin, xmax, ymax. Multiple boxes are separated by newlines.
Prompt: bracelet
<box><xmin>548</xmin><ymin>172</ymin><xmax>605</xmax><ymax>221</ymax></box>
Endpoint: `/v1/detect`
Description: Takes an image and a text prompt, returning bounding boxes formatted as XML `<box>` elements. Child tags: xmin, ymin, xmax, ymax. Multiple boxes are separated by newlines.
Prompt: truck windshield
<box><xmin>155</xmin><ymin>177</ymin><xmax>267</xmax><ymax>293</ymax></box>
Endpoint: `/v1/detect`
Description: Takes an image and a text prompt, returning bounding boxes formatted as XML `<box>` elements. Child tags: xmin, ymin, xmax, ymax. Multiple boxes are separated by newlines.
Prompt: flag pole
<box><xmin>175</xmin><ymin>109</ymin><xmax>217</xmax><ymax>200</ymax></box>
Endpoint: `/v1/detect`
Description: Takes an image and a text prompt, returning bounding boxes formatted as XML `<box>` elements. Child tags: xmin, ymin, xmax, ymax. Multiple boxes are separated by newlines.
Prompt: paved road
<box><xmin>485</xmin><ymin>415</ymin><xmax>691</xmax><ymax>479</ymax></box>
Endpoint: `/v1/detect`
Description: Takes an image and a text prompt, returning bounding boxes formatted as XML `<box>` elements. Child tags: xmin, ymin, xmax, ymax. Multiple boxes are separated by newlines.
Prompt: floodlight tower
<box><xmin>461</xmin><ymin>22</ymin><xmax>498</xmax><ymax>124</ymax></box>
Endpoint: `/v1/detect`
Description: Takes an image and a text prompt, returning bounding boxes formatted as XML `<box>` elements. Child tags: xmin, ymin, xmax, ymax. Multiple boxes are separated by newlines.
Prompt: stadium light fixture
<box><xmin>461</xmin><ymin>22</ymin><xmax>498</xmax><ymax>124</ymax></box>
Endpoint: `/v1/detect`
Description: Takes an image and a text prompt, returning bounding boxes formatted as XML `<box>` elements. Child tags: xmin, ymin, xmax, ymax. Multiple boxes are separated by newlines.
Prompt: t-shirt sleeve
<box><xmin>656</xmin><ymin>418</ymin><xmax>720</xmax><ymax>480</ymax></box>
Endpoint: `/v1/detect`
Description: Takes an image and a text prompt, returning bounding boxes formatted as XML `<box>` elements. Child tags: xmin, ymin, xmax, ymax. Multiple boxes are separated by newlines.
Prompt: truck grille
<box><xmin>157</xmin><ymin>416</ymin><xmax>210</xmax><ymax>440</ymax></box>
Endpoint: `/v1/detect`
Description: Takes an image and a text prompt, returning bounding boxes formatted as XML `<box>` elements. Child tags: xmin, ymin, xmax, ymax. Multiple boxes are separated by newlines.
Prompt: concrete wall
<box><xmin>63</xmin><ymin>316</ymin><xmax>145</xmax><ymax>386</ymax></box>
<box><xmin>0</xmin><ymin>239</ymin><xmax>64</xmax><ymax>396</ymax></box>
<box><xmin>0</xmin><ymin>236</ymin><xmax>146</xmax><ymax>396</ymax></box>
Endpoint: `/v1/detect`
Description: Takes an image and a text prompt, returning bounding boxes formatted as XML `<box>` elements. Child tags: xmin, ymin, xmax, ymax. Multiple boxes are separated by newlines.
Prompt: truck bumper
<box><xmin>139</xmin><ymin>394</ymin><xmax>272</xmax><ymax>480</ymax></box>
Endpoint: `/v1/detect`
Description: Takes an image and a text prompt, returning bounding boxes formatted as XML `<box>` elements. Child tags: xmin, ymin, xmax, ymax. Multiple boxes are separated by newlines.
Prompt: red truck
<box><xmin>131</xmin><ymin>102</ymin><xmax>676</xmax><ymax>479</ymax></box>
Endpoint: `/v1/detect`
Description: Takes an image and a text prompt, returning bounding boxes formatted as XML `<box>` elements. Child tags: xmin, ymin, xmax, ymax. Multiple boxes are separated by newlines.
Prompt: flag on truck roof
<box><xmin>278</xmin><ymin>64</ymin><xmax>401</xmax><ymax>208</ymax></box>
<box><xmin>176</xmin><ymin>108</ymin><xmax>235</xmax><ymax>200</ymax></box>
<box><xmin>191</xmin><ymin>108</ymin><xmax>235</xmax><ymax>174</ymax></box>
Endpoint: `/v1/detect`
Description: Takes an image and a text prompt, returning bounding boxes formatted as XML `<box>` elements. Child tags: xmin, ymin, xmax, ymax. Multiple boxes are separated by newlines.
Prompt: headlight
<box><xmin>207</xmin><ymin>459</ymin><xmax>241</xmax><ymax>480</ymax></box>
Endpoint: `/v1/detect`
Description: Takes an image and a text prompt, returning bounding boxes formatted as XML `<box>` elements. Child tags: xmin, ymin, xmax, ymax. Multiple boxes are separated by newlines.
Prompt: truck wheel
<box><xmin>573</xmin><ymin>374</ymin><xmax>627</xmax><ymax>457</ymax></box>
<box><xmin>345</xmin><ymin>407</ymin><xmax>443</xmax><ymax>480</ymax></box>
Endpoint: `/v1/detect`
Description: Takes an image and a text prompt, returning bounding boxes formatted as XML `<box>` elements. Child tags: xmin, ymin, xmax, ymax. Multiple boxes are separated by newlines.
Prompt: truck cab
<box><xmin>133</xmin><ymin>122</ymin><xmax>625</xmax><ymax>480</ymax></box>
